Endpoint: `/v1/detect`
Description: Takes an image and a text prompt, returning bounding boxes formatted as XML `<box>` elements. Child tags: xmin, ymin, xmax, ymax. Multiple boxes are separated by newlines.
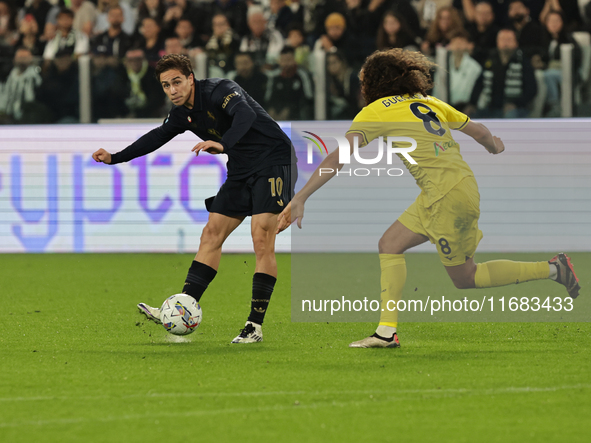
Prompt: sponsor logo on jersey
<box><xmin>222</xmin><ymin>91</ymin><xmax>240</xmax><ymax>109</ymax></box>
<box><xmin>433</xmin><ymin>140</ymin><xmax>457</xmax><ymax>156</ymax></box>
<box><xmin>207</xmin><ymin>111</ymin><xmax>215</xmax><ymax>120</ymax></box>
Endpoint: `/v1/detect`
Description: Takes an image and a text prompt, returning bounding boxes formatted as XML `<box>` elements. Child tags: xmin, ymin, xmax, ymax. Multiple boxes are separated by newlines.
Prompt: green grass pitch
<box><xmin>0</xmin><ymin>252</ymin><xmax>590</xmax><ymax>442</ymax></box>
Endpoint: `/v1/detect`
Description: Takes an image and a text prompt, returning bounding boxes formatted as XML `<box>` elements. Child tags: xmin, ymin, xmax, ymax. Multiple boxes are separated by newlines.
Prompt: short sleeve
<box><xmin>440</xmin><ymin>101</ymin><xmax>470</xmax><ymax>130</ymax></box>
<box><xmin>346</xmin><ymin>106</ymin><xmax>383</xmax><ymax>147</ymax></box>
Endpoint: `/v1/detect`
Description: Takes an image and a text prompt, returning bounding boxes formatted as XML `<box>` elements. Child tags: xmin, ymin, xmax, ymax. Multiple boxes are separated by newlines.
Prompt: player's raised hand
<box><xmin>492</xmin><ymin>136</ymin><xmax>505</xmax><ymax>154</ymax></box>
<box><xmin>92</xmin><ymin>148</ymin><xmax>112</xmax><ymax>164</ymax></box>
<box><xmin>192</xmin><ymin>141</ymin><xmax>224</xmax><ymax>156</ymax></box>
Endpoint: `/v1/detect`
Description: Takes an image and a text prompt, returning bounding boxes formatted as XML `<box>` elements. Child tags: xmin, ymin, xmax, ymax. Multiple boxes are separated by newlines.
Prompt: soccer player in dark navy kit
<box><xmin>92</xmin><ymin>54</ymin><xmax>296</xmax><ymax>343</ymax></box>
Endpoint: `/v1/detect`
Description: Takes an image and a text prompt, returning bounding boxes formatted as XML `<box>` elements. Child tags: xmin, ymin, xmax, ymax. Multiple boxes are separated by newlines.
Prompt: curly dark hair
<box><xmin>155</xmin><ymin>54</ymin><xmax>194</xmax><ymax>81</ymax></box>
<box><xmin>360</xmin><ymin>49</ymin><xmax>436</xmax><ymax>104</ymax></box>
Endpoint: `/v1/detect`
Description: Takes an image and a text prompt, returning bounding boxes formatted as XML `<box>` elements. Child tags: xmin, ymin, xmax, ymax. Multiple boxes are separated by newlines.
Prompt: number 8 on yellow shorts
<box><xmin>397</xmin><ymin>176</ymin><xmax>483</xmax><ymax>267</ymax></box>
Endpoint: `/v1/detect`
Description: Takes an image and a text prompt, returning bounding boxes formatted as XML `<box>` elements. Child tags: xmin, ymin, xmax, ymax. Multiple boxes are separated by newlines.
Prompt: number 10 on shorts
<box><xmin>268</xmin><ymin>177</ymin><xmax>283</xmax><ymax>197</ymax></box>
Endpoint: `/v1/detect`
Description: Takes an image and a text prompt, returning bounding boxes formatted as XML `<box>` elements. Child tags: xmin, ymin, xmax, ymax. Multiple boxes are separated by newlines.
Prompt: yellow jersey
<box><xmin>346</xmin><ymin>94</ymin><xmax>474</xmax><ymax>207</ymax></box>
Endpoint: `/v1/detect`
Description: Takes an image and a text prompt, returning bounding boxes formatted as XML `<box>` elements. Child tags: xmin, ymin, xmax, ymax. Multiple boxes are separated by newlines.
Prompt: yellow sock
<box><xmin>378</xmin><ymin>254</ymin><xmax>406</xmax><ymax>328</ymax></box>
<box><xmin>474</xmin><ymin>260</ymin><xmax>550</xmax><ymax>288</ymax></box>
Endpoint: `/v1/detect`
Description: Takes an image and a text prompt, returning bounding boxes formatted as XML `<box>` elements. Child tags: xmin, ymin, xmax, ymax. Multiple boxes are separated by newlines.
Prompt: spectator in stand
<box><xmin>94</xmin><ymin>0</ymin><xmax>136</xmax><ymax>37</ymax></box>
<box><xmin>421</xmin><ymin>6</ymin><xmax>466</xmax><ymax>56</ymax></box>
<box><xmin>541</xmin><ymin>10</ymin><xmax>582</xmax><ymax>116</ymax></box>
<box><xmin>122</xmin><ymin>47</ymin><xmax>165</xmax><ymax>117</ymax></box>
<box><xmin>227</xmin><ymin>51</ymin><xmax>268</xmax><ymax>105</ymax></box>
<box><xmin>286</xmin><ymin>24</ymin><xmax>310</xmax><ymax>69</ymax></box>
<box><xmin>164</xmin><ymin>35</ymin><xmax>186</xmax><ymax>54</ymax></box>
<box><xmin>344</xmin><ymin>0</ymin><xmax>378</xmax><ymax>55</ymax></box>
<box><xmin>311</xmin><ymin>0</ymin><xmax>347</xmax><ymax>38</ymax></box>
<box><xmin>38</xmin><ymin>49</ymin><xmax>80</xmax><ymax>122</ymax></box>
<box><xmin>325</xmin><ymin>50</ymin><xmax>361</xmax><ymax>120</ymax></box>
<box><xmin>0</xmin><ymin>47</ymin><xmax>43</xmax><ymax>123</ymax></box>
<box><xmin>466</xmin><ymin>1</ymin><xmax>500</xmax><ymax>65</ymax></box>
<box><xmin>136</xmin><ymin>16</ymin><xmax>165</xmax><ymax>66</ymax></box>
<box><xmin>91</xmin><ymin>5</ymin><xmax>132</xmax><ymax>59</ymax></box>
<box><xmin>540</xmin><ymin>0</ymin><xmax>583</xmax><ymax>32</ymax></box>
<box><xmin>289</xmin><ymin>0</ymin><xmax>304</xmax><ymax>26</ymax></box>
<box><xmin>313</xmin><ymin>12</ymin><xmax>364</xmax><ymax>68</ymax></box>
<box><xmin>268</xmin><ymin>0</ymin><xmax>294</xmax><ymax>37</ymax></box>
<box><xmin>205</xmin><ymin>13</ymin><xmax>241</xmax><ymax>74</ymax></box>
<box><xmin>366</xmin><ymin>0</ymin><xmax>422</xmax><ymax>39</ymax></box>
<box><xmin>90</xmin><ymin>45</ymin><xmax>129</xmax><ymax>121</ymax></box>
<box><xmin>472</xmin><ymin>28</ymin><xmax>537</xmax><ymax>118</ymax></box>
<box><xmin>0</xmin><ymin>0</ymin><xmax>18</xmax><ymax>46</ymax></box>
<box><xmin>137</xmin><ymin>0</ymin><xmax>167</xmax><ymax>26</ymax></box>
<box><xmin>239</xmin><ymin>6</ymin><xmax>284</xmax><ymax>69</ymax></box>
<box><xmin>507</xmin><ymin>0</ymin><xmax>545</xmax><ymax>57</ymax></box>
<box><xmin>415</xmin><ymin>0</ymin><xmax>453</xmax><ymax>32</ymax></box>
<box><xmin>265</xmin><ymin>46</ymin><xmax>313</xmax><ymax>120</ymax></box>
<box><xmin>14</xmin><ymin>14</ymin><xmax>46</xmax><ymax>57</ymax></box>
<box><xmin>342</xmin><ymin>0</ymin><xmax>370</xmax><ymax>38</ymax></box>
<box><xmin>44</xmin><ymin>0</ymin><xmax>96</xmax><ymax>42</ymax></box>
<box><xmin>20</xmin><ymin>0</ymin><xmax>52</xmax><ymax>37</ymax></box>
<box><xmin>376</xmin><ymin>10</ymin><xmax>418</xmax><ymax>51</ymax></box>
<box><xmin>207</xmin><ymin>0</ymin><xmax>249</xmax><ymax>38</ymax></box>
<box><xmin>459</xmin><ymin>0</ymin><xmax>508</xmax><ymax>27</ymax></box>
<box><xmin>434</xmin><ymin>32</ymin><xmax>482</xmax><ymax>114</ymax></box>
<box><xmin>43</xmin><ymin>9</ymin><xmax>89</xmax><ymax>63</ymax></box>
<box><xmin>161</xmin><ymin>0</ymin><xmax>204</xmax><ymax>40</ymax></box>
<box><xmin>175</xmin><ymin>17</ymin><xmax>199</xmax><ymax>50</ymax></box>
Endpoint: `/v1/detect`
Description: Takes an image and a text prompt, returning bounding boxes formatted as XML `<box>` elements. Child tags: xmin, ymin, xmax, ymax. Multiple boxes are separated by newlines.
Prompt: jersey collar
<box><xmin>192</xmin><ymin>79</ymin><xmax>203</xmax><ymax>111</ymax></box>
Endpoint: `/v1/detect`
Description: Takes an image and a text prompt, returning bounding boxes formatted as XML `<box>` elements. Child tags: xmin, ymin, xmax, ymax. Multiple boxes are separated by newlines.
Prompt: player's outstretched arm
<box><xmin>92</xmin><ymin>148</ymin><xmax>112</xmax><ymax>164</ymax></box>
<box><xmin>460</xmin><ymin>121</ymin><xmax>505</xmax><ymax>154</ymax></box>
<box><xmin>276</xmin><ymin>132</ymin><xmax>360</xmax><ymax>233</ymax></box>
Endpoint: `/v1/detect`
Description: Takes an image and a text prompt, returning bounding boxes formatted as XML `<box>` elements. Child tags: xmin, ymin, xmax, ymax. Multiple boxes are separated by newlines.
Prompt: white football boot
<box><xmin>349</xmin><ymin>332</ymin><xmax>401</xmax><ymax>348</ymax></box>
<box><xmin>137</xmin><ymin>303</ymin><xmax>162</xmax><ymax>324</ymax></box>
<box><xmin>231</xmin><ymin>321</ymin><xmax>263</xmax><ymax>343</ymax></box>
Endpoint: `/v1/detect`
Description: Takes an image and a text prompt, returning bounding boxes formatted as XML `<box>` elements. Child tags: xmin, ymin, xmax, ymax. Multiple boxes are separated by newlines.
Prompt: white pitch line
<box><xmin>0</xmin><ymin>384</ymin><xmax>589</xmax><ymax>429</ymax></box>
<box><xmin>0</xmin><ymin>384</ymin><xmax>589</xmax><ymax>404</ymax></box>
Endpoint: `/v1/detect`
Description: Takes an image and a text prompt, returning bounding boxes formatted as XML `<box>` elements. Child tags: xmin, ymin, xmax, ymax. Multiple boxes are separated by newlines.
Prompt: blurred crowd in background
<box><xmin>1</xmin><ymin>0</ymin><xmax>591</xmax><ymax>124</ymax></box>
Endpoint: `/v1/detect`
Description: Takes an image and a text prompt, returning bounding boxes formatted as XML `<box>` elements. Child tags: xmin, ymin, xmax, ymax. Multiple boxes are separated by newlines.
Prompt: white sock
<box><xmin>548</xmin><ymin>263</ymin><xmax>558</xmax><ymax>281</ymax></box>
<box><xmin>376</xmin><ymin>325</ymin><xmax>396</xmax><ymax>338</ymax></box>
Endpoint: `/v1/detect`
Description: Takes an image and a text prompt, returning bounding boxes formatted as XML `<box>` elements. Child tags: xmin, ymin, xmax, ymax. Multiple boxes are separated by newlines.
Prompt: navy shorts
<box><xmin>205</xmin><ymin>164</ymin><xmax>297</xmax><ymax>217</ymax></box>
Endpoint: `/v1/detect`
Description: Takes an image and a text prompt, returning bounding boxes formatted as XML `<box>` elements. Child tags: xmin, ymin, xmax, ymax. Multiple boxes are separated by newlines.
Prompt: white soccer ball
<box><xmin>160</xmin><ymin>294</ymin><xmax>202</xmax><ymax>336</ymax></box>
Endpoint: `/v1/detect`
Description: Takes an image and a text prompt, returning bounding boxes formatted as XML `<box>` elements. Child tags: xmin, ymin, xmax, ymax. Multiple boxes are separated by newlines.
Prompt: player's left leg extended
<box><xmin>446</xmin><ymin>258</ymin><xmax>548</xmax><ymax>290</ymax></box>
<box><xmin>232</xmin><ymin>212</ymin><xmax>279</xmax><ymax>343</ymax></box>
<box><xmin>445</xmin><ymin>254</ymin><xmax>580</xmax><ymax>298</ymax></box>
<box><xmin>438</xmin><ymin>178</ymin><xmax>579</xmax><ymax>297</ymax></box>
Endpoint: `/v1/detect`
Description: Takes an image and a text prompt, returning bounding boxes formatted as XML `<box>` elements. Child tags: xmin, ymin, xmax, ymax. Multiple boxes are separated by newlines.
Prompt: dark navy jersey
<box><xmin>110</xmin><ymin>78</ymin><xmax>295</xmax><ymax>179</ymax></box>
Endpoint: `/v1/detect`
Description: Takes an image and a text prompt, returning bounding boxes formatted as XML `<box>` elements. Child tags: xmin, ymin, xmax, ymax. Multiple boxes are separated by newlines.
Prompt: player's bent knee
<box><xmin>451</xmin><ymin>278</ymin><xmax>475</xmax><ymax>290</ymax></box>
<box><xmin>200</xmin><ymin>224</ymin><xmax>225</xmax><ymax>249</ymax></box>
<box><xmin>449</xmin><ymin>271</ymin><xmax>476</xmax><ymax>289</ymax></box>
<box><xmin>378</xmin><ymin>235</ymin><xmax>402</xmax><ymax>254</ymax></box>
<box><xmin>253</xmin><ymin>238</ymin><xmax>274</xmax><ymax>256</ymax></box>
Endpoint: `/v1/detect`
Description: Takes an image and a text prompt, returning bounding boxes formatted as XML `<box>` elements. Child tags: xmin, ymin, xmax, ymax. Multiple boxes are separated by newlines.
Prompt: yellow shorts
<box><xmin>398</xmin><ymin>176</ymin><xmax>483</xmax><ymax>267</ymax></box>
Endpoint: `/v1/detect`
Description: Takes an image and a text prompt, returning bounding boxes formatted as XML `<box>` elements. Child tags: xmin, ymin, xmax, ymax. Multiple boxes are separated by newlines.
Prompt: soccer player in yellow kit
<box><xmin>277</xmin><ymin>49</ymin><xmax>580</xmax><ymax>348</ymax></box>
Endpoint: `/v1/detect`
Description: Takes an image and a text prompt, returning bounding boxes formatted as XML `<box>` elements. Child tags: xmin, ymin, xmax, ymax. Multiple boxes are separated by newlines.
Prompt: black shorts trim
<box><xmin>205</xmin><ymin>164</ymin><xmax>297</xmax><ymax>217</ymax></box>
